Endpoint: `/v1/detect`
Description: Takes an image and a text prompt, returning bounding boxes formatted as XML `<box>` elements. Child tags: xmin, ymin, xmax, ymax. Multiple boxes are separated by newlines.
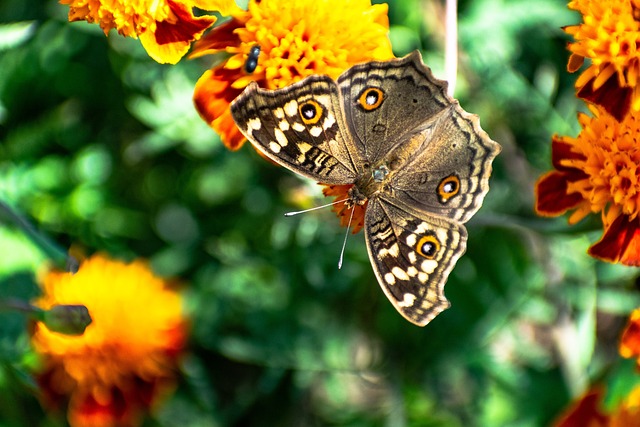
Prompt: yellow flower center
<box><xmin>230</xmin><ymin>0</ymin><xmax>393</xmax><ymax>88</ymax></box>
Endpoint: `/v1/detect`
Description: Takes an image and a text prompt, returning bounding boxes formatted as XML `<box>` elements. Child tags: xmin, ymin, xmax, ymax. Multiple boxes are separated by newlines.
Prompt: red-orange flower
<box><xmin>60</xmin><ymin>0</ymin><xmax>235</xmax><ymax>64</ymax></box>
<box><xmin>31</xmin><ymin>254</ymin><xmax>187</xmax><ymax>427</ymax></box>
<box><xmin>565</xmin><ymin>0</ymin><xmax>640</xmax><ymax>121</ymax></box>
<box><xmin>535</xmin><ymin>105</ymin><xmax>640</xmax><ymax>265</ymax></box>
<box><xmin>191</xmin><ymin>0</ymin><xmax>394</xmax><ymax>150</ymax></box>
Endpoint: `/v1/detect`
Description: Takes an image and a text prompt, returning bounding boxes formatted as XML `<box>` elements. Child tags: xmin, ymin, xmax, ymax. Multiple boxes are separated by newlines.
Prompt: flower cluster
<box><xmin>32</xmin><ymin>254</ymin><xmax>187</xmax><ymax>427</ymax></box>
<box><xmin>536</xmin><ymin>0</ymin><xmax>640</xmax><ymax>265</ymax></box>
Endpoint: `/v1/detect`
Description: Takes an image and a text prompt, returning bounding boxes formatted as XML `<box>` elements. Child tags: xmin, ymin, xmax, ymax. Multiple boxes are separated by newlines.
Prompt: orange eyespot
<box><xmin>437</xmin><ymin>175</ymin><xmax>460</xmax><ymax>203</ymax></box>
<box><xmin>358</xmin><ymin>87</ymin><xmax>385</xmax><ymax>111</ymax></box>
<box><xmin>299</xmin><ymin>100</ymin><xmax>323</xmax><ymax>125</ymax></box>
<box><xmin>416</xmin><ymin>235</ymin><xmax>440</xmax><ymax>259</ymax></box>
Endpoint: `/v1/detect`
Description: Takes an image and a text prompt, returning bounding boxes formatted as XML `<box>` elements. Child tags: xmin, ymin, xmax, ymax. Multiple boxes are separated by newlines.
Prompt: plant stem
<box><xmin>0</xmin><ymin>200</ymin><xmax>77</xmax><ymax>272</ymax></box>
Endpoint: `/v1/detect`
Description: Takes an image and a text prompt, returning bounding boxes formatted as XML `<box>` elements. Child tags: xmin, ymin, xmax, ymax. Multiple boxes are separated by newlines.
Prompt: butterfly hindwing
<box><xmin>231</xmin><ymin>76</ymin><xmax>362</xmax><ymax>185</ymax></box>
<box><xmin>364</xmin><ymin>197</ymin><xmax>468</xmax><ymax>326</ymax></box>
<box><xmin>389</xmin><ymin>105</ymin><xmax>500</xmax><ymax>223</ymax></box>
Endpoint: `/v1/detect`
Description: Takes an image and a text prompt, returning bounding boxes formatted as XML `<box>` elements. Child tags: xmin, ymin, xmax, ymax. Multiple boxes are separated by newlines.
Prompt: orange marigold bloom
<box><xmin>60</xmin><ymin>0</ymin><xmax>236</xmax><ymax>64</ymax></box>
<box><xmin>191</xmin><ymin>0</ymin><xmax>394</xmax><ymax>150</ymax></box>
<box><xmin>31</xmin><ymin>254</ymin><xmax>187</xmax><ymax>427</ymax></box>
<box><xmin>565</xmin><ymin>0</ymin><xmax>640</xmax><ymax>120</ymax></box>
<box><xmin>535</xmin><ymin>105</ymin><xmax>640</xmax><ymax>265</ymax></box>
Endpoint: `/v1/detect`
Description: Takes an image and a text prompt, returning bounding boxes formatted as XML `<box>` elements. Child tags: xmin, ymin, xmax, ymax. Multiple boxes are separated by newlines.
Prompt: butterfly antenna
<box><xmin>284</xmin><ymin>198</ymin><xmax>348</xmax><ymax>217</ymax></box>
<box><xmin>337</xmin><ymin>205</ymin><xmax>356</xmax><ymax>270</ymax></box>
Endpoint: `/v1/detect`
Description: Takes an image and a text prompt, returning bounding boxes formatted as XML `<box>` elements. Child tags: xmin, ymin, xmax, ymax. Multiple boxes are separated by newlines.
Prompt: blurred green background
<box><xmin>2</xmin><ymin>0</ymin><xmax>640</xmax><ymax>425</ymax></box>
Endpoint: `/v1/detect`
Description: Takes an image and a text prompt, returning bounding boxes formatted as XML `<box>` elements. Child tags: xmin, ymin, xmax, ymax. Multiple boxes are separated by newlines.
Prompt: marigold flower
<box><xmin>31</xmin><ymin>254</ymin><xmax>187</xmax><ymax>427</ymax></box>
<box><xmin>192</xmin><ymin>0</ymin><xmax>394</xmax><ymax>150</ymax></box>
<box><xmin>535</xmin><ymin>105</ymin><xmax>640</xmax><ymax>265</ymax></box>
<box><xmin>565</xmin><ymin>0</ymin><xmax>640</xmax><ymax>121</ymax></box>
<box><xmin>60</xmin><ymin>0</ymin><xmax>235</xmax><ymax>64</ymax></box>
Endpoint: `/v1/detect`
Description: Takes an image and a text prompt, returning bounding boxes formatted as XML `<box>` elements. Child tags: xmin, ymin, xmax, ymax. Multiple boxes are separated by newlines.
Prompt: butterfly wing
<box><xmin>336</xmin><ymin>51</ymin><xmax>451</xmax><ymax>165</ymax></box>
<box><xmin>231</xmin><ymin>76</ymin><xmax>364</xmax><ymax>185</ymax></box>
<box><xmin>365</xmin><ymin>197</ymin><xmax>468</xmax><ymax>326</ymax></box>
<box><xmin>337</xmin><ymin>50</ymin><xmax>500</xmax><ymax>223</ymax></box>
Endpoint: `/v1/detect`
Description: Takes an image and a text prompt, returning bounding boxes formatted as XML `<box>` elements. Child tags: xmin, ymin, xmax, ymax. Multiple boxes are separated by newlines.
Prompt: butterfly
<box><xmin>230</xmin><ymin>51</ymin><xmax>500</xmax><ymax>326</ymax></box>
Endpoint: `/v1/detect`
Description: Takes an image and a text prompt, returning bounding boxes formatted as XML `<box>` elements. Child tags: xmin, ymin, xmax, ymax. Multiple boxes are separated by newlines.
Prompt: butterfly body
<box><xmin>231</xmin><ymin>51</ymin><xmax>500</xmax><ymax>326</ymax></box>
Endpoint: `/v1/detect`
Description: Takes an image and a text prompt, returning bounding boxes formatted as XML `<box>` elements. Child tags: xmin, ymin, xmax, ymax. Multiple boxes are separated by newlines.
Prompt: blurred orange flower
<box><xmin>31</xmin><ymin>254</ymin><xmax>187</xmax><ymax>427</ymax></box>
<box><xmin>535</xmin><ymin>105</ymin><xmax>640</xmax><ymax>265</ymax></box>
<box><xmin>553</xmin><ymin>385</ymin><xmax>640</xmax><ymax>426</ymax></box>
<box><xmin>621</xmin><ymin>309</ymin><xmax>640</xmax><ymax>363</ymax></box>
<box><xmin>60</xmin><ymin>0</ymin><xmax>235</xmax><ymax>64</ymax></box>
<box><xmin>565</xmin><ymin>0</ymin><xmax>640</xmax><ymax>120</ymax></box>
<box><xmin>191</xmin><ymin>0</ymin><xmax>394</xmax><ymax>150</ymax></box>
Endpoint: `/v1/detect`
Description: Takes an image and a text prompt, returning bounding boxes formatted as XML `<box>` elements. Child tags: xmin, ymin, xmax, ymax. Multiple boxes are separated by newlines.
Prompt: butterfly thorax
<box><xmin>348</xmin><ymin>163</ymin><xmax>392</xmax><ymax>207</ymax></box>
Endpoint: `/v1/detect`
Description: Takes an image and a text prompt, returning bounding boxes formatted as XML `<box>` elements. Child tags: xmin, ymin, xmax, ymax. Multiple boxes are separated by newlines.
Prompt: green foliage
<box><xmin>1</xmin><ymin>0</ymin><xmax>639</xmax><ymax>426</ymax></box>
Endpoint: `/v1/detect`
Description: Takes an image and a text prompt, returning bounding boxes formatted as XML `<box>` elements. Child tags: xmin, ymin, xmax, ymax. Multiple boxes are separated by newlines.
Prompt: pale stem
<box><xmin>445</xmin><ymin>0</ymin><xmax>458</xmax><ymax>96</ymax></box>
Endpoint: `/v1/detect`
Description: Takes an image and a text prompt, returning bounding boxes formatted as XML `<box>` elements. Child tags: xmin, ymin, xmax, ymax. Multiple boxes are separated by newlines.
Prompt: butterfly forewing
<box><xmin>364</xmin><ymin>198</ymin><xmax>468</xmax><ymax>326</ymax></box>
<box><xmin>231</xmin><ymin>76</ymin><xmax>362</xmax><ymax>185</ymax></box>
<box><xmin>337</xmin><ymin>51</ymin><xmax>451</xmax><ymax>166</ymax></box>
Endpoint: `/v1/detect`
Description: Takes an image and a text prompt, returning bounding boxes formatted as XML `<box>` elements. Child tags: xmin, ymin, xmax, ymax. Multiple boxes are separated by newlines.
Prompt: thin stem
<box><xmin>0</xmin><ymin>200</ymin><xmax>77</xmax><ymax>272</ymax></box>
<box><xmin>445</xmin><ymin>0</ymin><xmax>458</xmax><ymax>96</ymax></box>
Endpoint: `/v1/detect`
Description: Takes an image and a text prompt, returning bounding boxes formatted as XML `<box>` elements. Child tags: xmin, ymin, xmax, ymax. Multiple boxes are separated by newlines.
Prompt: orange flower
<box><xmin>192</xmin><ymin>0</ymin><xmax>394</xmax><ymax>150</ymax></box>
<box><xmin>31</xmin><ymin>254</ymin><xmax>187</xmax><ymax>427</ymax></box>
<box><xmin>60</xmin><ymin>0</ymin><xmax>235</xmax><ymax>64</ymax></box>
<box><xmin>565</xmin><ymin>0</ymin><xmax>640</xmax><ymax>120</ymax></box>
<box><xmin>535</xmin><ymin>105</ymin><xmax>640</xmax><ymax>265</ymax></box>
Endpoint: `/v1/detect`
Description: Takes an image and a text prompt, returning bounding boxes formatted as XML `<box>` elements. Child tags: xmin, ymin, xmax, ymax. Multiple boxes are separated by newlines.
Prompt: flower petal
<box><xmin>535</xmin><ymin>171</ymin><xmax>584</xmax><ymax>216</ymax></box>
<box><xmin>567</xmin><ymin>53</ymin><xmax>584</xmax><ymax>73</ymax></box>
<box><xmin>141</xmin><ymin>0</ymin><xmax>217</xmax><ymax>64</ymax></box>
<box><xmin>193</xmin><ymin>67</ymin><xmax>248</xmax><ymax>150</ymax></box>
<box><xmin>551</xmin><ymin>136</ymin><xmax>586</xmax><ymax>172</ymax></box>
<box><xmin>577</xmin><ymin>73</ymin><xmax>633</xmax><ymax>122</ymax></box>
<box><xmin>189</xmin><ymin>17</ymin><xmax>246</xmax><ymax>59</ymax></box>
<box><xmin>588</xmin><ymin>214</ymin><xmax>640</xmax><ymax>265</ymax></box>
<box><xmin>552</xmin><ymin>386</ymin><xmax>609</xmax><ymax>427</ymax></box>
